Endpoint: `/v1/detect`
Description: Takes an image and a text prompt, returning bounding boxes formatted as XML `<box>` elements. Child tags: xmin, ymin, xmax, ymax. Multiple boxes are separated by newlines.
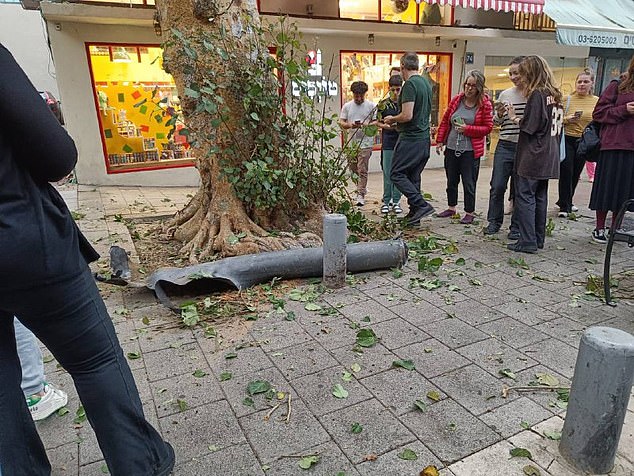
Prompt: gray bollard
<box><xmin>323</xmin><ymin>213</ymin><xmax>347</xmax><ymax>288</ymax></box>
<box><xmin>559</xmin><ymin>326</ymin><xmax>634</xmax><ymax>474</ymax></box>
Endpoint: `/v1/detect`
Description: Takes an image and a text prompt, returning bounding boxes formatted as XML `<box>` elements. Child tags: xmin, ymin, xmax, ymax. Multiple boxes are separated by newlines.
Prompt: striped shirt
<box><xmin>494</xmin><ymin>87</ymin><xmax>527</xmax><ymax>143</ymax></box>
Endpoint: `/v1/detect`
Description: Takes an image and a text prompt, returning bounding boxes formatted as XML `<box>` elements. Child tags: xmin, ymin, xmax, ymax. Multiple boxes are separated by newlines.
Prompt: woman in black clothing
<box><xmin>0</xmin><ymin>44</ymin><xmax>174</xmax><ymax>476</ymax></box>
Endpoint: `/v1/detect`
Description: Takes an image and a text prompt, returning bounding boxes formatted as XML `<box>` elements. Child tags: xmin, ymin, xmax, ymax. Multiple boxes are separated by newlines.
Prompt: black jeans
<box><xmin>444</xmin><ymin>148</ymin><xmax>480</xmax><ymax>213</ymax></box>
<box><xmin>514</xmin><ymin>176</ymin><xmax>549</xmax><ymax>249</ymax></box>
<box><xmin>486</xmin><ymin>140</ymin><xmax>517</xmax><ymax>228</ymax></box>
<box><xmin>557</xmin><ymin>135</ymin><xmax>584</xmax><ymax>212</ymax></box>
<box><xmin>391</xmin><ymin>138</ymin><xmax>431</xmax><ymax>210</ymax></box>
<box><xmin>0</xmin><ymin>267</ymin><xmax>172</xmax><ymax>476</ymax></box>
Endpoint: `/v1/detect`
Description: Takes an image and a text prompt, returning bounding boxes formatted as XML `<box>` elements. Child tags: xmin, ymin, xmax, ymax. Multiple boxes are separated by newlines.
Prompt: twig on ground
<box><xmin>264</xmin><ymin>401</ymin><xmax>283</xmax><ymax>421</ymax></box>
<box><xmin>502</xmin><ymin>385</ymin><xmax>571</xmax><ymax>398</ymax></box>
<box><xmin>285</xmin><ymin>393</ymin><xmax>292</xmax><ymax>424</ymax></box>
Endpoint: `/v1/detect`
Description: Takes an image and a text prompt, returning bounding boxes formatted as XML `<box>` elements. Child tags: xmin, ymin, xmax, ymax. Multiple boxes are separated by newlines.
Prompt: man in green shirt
<box><xmin>384</xmin><ymin>52</ymin><xmax>435</xmax><ymax>225</ymax></box>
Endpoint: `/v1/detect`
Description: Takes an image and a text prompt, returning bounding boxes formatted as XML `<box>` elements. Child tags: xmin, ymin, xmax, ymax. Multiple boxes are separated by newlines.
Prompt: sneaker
<box><xmin>592</xmin><ymin>228</ymin><xmax>607</xmax><ymax>244</ymax></box>
<box><xmin>381</xmin><ymin>203</ymin><xmax>390</xmax><ymax>214</ymax></box>
<box><xmin>436</xmin><ymin>209</ymin><xmax>456</xmax><ymax>218</ymax></box>
<box><xmin>27</xmin><ymin>383</ymin><xmax>68</xmax><ymax>421</ymax></box>
<box><xmin>392</xmin><ymin>203</ymin><xmax>403</xmax><ymax>214</ymax></box>
<box><xmin>507</xmin><ymin>242</ymin><xmax>537</xmax><ymax>254</ymax></box>
<box><xmin>355</xmin><ymin>194</ymin><xmax>365</xmax><ymax>207</ymax></box>
<box><xmin>558</xmin><ymin>211</ymin><xmax>568</xmax><ymax>218</ymax></box>
<box><xmin>460</xmin><ymin>214</ymin><xmax>475</xmax><ymax>225</ymax></box>
<box><xmin>507</xmin><ymin>230</ymin><xmax>520</xmax><ymax>241</ymax></box>
<box><xmin>483</xmin><ymin>223</ymin><xmax>500</xmax><ymax>235</ymax></box>
<box><xmin>407</xmin><ymin>205</ymin><xmax>436</xmax><ymax>225</ymax></box>
<box><xmin>571</xmin><ymin>205</ymin><xmax>579</xmax><ymax>212</ymax></box>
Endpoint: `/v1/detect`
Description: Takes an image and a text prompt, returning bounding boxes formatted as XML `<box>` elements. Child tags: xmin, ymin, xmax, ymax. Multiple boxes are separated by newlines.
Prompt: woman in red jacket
<box><xmin>435</xmin><ymin>70</ymin><xmax>493</xmax><ymax>224</ymax></box>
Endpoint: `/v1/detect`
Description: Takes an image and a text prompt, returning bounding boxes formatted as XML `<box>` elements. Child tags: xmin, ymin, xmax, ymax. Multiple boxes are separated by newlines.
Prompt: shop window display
<box><xmin>341</xmin><ymin>51</ymin><xmax>451</xmax><ymax>145</ymax></box>
<box><xmin>338</xmin><ymin>0</ymin><xmax>451</xmax><ymax>25</ymax></box>
<box><xmin>87</xmin><ymin>44</ymin><xmax>194</xmax><ymax>174</ymax></box>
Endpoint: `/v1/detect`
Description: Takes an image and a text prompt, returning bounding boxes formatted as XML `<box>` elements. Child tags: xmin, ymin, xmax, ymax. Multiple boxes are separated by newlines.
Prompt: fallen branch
<box><xmin>502</xmin><ymin>385</ymin><xmax>571</xmax><ymax>398</ymax></box>
<box><xmin>264</xmin><ymin>401</ymin><xmax>283</xmax><ymax>421</ymax></box>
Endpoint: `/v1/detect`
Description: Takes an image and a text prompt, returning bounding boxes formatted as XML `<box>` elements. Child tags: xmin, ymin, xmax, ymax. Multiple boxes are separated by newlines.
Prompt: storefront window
<box><xmin>338</xmin><ymin>0</ymin><xmax>451</xmax><ymax>25</ymax></box>
<box><xmin>87</xmin><ymin>43</ymin><xmax>194</xmax><ymax>174</ymax></box>
<box><xmin>340</xmin><ymin>51</ymin><xmax>451</xmax><ymax>135</ymax></box>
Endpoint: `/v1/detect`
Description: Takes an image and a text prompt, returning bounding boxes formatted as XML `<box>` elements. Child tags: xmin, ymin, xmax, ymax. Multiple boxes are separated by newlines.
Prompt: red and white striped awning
<box><xmin>423</xmin><ymin>0</ymin><xmax>544</xmax><ymax>14</ymax></box>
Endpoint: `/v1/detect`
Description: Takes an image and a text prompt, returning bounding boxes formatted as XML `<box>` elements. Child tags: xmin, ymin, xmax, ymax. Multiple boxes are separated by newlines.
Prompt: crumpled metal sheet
<box><xmin>146</xmin><ymin>239</ymin><xmax>408</xmax><ymax>310</ymax></box>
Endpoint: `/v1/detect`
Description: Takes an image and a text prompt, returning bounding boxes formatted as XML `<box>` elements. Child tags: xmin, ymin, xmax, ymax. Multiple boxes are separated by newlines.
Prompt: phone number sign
<box><xmin>557</xmin><ymin>28</ymin><xmax>634</xmax><ymax>49</ymax></box>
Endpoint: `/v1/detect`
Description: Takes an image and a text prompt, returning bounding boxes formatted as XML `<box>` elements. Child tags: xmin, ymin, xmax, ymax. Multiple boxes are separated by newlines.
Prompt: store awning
<box><xmin>544</xmin><ymin>0</ymin><xmax>634</xmax><ymax>49</ymax></box>
<box><xmin>422</xmin><ymin>0</ymin><xmax>544</xmax><ymax>14</ymax></box>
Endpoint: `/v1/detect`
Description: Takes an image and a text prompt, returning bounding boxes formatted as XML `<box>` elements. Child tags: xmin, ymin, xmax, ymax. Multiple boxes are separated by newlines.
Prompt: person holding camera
<box><xmin>556</xmin><ymin>69</ymin><xmax>599</xmax><ymax>217</ymax></box>
<box><xmin>435</xmin><ymin>70</ymin><xmax>493</xmax><ymax>224</ymax></box>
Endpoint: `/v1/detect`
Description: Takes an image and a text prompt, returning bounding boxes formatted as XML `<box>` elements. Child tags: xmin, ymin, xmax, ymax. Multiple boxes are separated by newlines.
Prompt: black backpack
<box><xmin>576</xmin><ymin>121</ymin><xmax>601</xmax><ymax>163</ymax></box>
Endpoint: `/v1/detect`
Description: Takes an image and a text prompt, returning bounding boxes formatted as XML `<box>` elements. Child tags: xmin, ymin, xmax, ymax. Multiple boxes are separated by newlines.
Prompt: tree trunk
<box><xmin>155</xmin><ymin>0</ymin><xmax>322</xmax><ymax>262</ymax></box>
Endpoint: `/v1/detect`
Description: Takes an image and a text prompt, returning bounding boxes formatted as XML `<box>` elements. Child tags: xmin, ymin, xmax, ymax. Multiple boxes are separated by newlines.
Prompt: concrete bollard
<box><xmin>323</xmin><ymin>214</ymin><xmax>347</xmax><ymax>288</ymax></box>
<box><xmin>559</xmin><ymin>326</ymin><xmax>634</xmax><ymax>474</ymax></box>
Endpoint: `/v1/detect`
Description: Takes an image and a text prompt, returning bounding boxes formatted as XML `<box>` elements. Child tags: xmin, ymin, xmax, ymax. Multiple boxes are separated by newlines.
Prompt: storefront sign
<box><xmin>292</xmin><ymin>49</ymin><xmax>339</xmax><ymax>100</ymax></box>
<box><xmin>556</xmin><ymin>28</ymin><xmax>634</xmax><ymax>49</ymax></box>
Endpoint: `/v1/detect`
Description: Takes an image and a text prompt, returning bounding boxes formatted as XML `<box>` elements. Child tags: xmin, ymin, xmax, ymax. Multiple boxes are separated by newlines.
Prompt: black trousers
<box><xmin>514</xmin><ymin>175</ymin><xmax>549</xmax><ymax>249</ymax></box>
<box><xmin>391</xmin><ymin>138</ymin><xmax>431</xmax><ymax>210</ymax></box>
<box><xmin>557</xmin><ymin>135</ymin><xmax>585</xmax><ymax>212</ymax></box>
<box><xmin>444</xmin><ymin>148</ymin><xmax>480</xmax><ymax>213</ymax></box>
<box><xmin>486</xmin><ymin>140</ymin><xmax>517</xmax><ymax>229</ymax></box>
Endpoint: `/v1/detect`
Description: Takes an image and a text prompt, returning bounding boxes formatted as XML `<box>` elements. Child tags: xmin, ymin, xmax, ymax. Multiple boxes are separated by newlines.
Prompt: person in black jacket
<box><xmin>0</xmin><ymin>44</ymin><xmax>174</xmax><ymax>476</ymax></box>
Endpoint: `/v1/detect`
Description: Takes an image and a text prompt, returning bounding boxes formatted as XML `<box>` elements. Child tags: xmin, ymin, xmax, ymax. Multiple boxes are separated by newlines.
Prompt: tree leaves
<box><xmin>355</xmin><ymin>328</ymin><xmax>378</xmax><ymax>347</ymax></box>
<box><xmin>247</xmin><ymin>380</ymin><xmax>271</xmax><ymax>396</ymax></box>
<box><xmin>534</xmin><ymin>373</ymin><xmax>559</xmax><ymax>387</ymax></box>
<box><xmin>298</xmin><ymin>455</ymin><xmax>319</xmax><ymax>469</ymax></box>
<box><xmin>392</xmin><ymin>359</ymin><xmax>416</xmax><ymax>371</ymax></box>
<box><xmin>426</xmin><ymin>391</ymin><xmax>441</xmax><ymax>402</ymax></box>
<box><xmin>192</xmin><ymin>369</ymin><xmax>207</xmax><ymax>378</ymax></box>
<box><xmin>510</xmin><ymin>447</ymin><xmax>533</xmax><ymax>458</ymax></box>
<box><xmin>543</xmin><ymin>429</ymin><xmax>562</xmax><ymax>441</ymax></box>
<box><xmin>397</xmin><ymin>448</ymin><xmax>418</xmax><ymax>460</ymax></box>
<box><xmin>523</xmin><ymin>464</ymin><xmax>541</xmax><ymax>475</ymax></box>
<box><xmin>219</xmin><ymin>371</ymin><xmax>232</xmax><ymax>381</ymax></box>
<box><xmin>414</xmin><ymin>400</ymin><xmax>428</xmax><ymax>412</ymax></box>
<box><xmin>499</xmin><ymin>368</ymin><xmax>517</xmax><ymax>380</ymax></box>
<box><xmin>332</xmin><ymin>384</ymin><xmax>349</xmax><ymax>399</ymax></box>
<box><xmin>351</xmin><ymin>422</ymin><xmax>363</xmax><ymax>434</ymax></box>
<box><xmin>181</xmin><ymin>303</ymin><xmax>200</xmax><ymax>327</ymax></box>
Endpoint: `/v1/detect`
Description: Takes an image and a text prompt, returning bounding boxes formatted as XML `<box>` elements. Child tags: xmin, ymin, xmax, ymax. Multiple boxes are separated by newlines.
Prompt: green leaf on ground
<box><xmin>243</xmin><ymin>397</ymin><xmax>254</xmax><ymax>407</ymax></box>
<box><xmin>424</xmin><ymin>348</ymin><xmax>433</xmax><ymax>353</ymax></box>
<box><xmin>356</xmin><ymin>328</ymin><xmax>378</xmax><ymax>347</ymax></box>
<box><xmin>535</xmin><ymin>373</ymin><xmax>559</xmax><ymax>387</ymax></box>
<box><xmin>298</xmin><ymin>455</ymin><xmax>319</xmax><ymax>469</ymax></box>
<box><xmin>43</xmin><ymin>354</ymin><xmax>55</xmax><ymax>363</ymax></box>
<box><xmin>57</xmin><ymin>407</ymin><xmax>69</xmax><ymax>416</ymax></box>
<box><xmin>543</xmin><ymin>429</ymin><xmax>562</xmax><ymax>440</ymax></box>
<box><xmin>392</xmin><ymin>268</ymin><xmax>404</xmax><ymax>278</ymax></box>
<box><xmin>351</xmin><ymin>363</ymin><xmax>362</xmax><ymax>373</ymax></box>
<box><xmin>499</xmin><ymin>368</ymin><xmax>517</xmax><ymax>380</ymax></box>
<box><xmin>397</xmin><ymin>448</ymin><xmax>418</xmax><ymax>460</ymax></box>
<box><xmin>523</xmin><ymin>464</ymin><xmax>542</xmax><ymax>475</ymax></box>
<box><xmin>332</xmin><ymin>384</ymin><xmax>349</xmax><ymax>399</ymax></box>
<box><xmin>192</xmin><ymin>369</ymin><xmax>207</xmax><ymax>378</ymax></box>
<box><xmin>74</xmin><ymin>405</ymin><xmax>87</xmax><ymax>424</ymax></box>
<box><xmin>208</xmin><ymin>444</ymin><xmax>219</xmax><ymax>452</ymax></box>
<box><xmin>219</xmin><ymin>371</ymin><xmax>232</xmax><ymax>381</ymax></box>
<box><xmin>510</xmin><ymin>447</ymin><xmax>533</xmax><ymax>458</ymax></box>
<box><xmin>225</xmin><ymin>352</ymin><xmax>238</xmax><ymax>359</ymax></box>
<box><xmin>100</xmin><ymin>463</ymin><xmax>109</xmax><ymax>474</ymax></box>
<box><xmin>414</xmin><ymin>400</ymin><xmax>428</xmax><ymax>412</ymax></box>
<box><xmin>455</xmin><ymin>257</ymin><xmax>466</xmax><ymax>266</ymax></box>
<box><xmin>247</xmin><ymin>380</ymin><xmax>271</xmax><ymax>396</ymax></box>
<box><xmin>508</xmin><ymin>257</ymin><xmax>530</xmax><ymax>270</ymax></box>
<box><xmin>181</xmin><ymin>303</ymin><xmax>200</xmax><ymax>327</ymax></box>
<box><xmin>176</xmin><ymin>399</ymin><xmax>188</xmax><ymax>411</ymax></box>
<box><xmin>304</xmin><ymin>302</ymin><xmax>322</xmax><ymax>311</ymax></box>
<box><xmin>392</xmin><ymin>359</ymin><xmax>416</xmax><ymax>371</ymax></box>
<box><xmin>520</xmin><ymin>421</ymin><xmax>530</xmax><ymax>430</ymax></box>
<box><xmin>126</xmin><ymin>351</ymin><xmax>141</xmax><ymax>360</ymax></box>
<box><xmin>426</xmin><ymin>390</ymin><xmax>441</xmax><ymax>402</ymax></box>
<box><xmin>351</xmin><ymin>422</ymin><xmax>363</xmax><ymax>434</ymax></box>
<box><xmin>341</xmin><ymin>371</ymin><xmax>353</xmax><ymax>382</ymax></box>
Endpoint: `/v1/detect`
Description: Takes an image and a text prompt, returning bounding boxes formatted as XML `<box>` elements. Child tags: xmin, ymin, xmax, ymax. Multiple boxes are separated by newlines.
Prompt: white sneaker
<box><xmin>393</xmin><ymin>203</ymin><xmax>403</xmax><ymax>214</ymax></box>
<box><xmin>571</xmin><ymin>205</ymin><xmax>579</xmax><ymax>212</ymax></box>
<box><xmin>355</xmin><ymin>194</ymin><xmax>365</xmax><ymax>206</ymax></box>
<box><xmin>27</xmin><ymin>383</ymin><xmax>68</xmax><ymax>421</ymax></box>
<box><xmin>558</xmin><ymin>211</ymin><xmax>568</xmax><ymax>218</ymax></box>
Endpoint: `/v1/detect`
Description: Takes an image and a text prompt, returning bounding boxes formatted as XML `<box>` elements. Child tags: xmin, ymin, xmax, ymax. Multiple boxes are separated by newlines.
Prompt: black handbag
<box><xmin>576</xmin><ymin>121</ymin><xmax>601</xmax><ymax>163</ymax></box>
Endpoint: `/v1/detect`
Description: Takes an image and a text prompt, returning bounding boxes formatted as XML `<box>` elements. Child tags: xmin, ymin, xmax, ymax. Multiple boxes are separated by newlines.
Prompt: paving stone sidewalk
<box><xmin>40</xmin><ymin>169</ymin><xmax>634</xmax><ymax>475</ymax></box>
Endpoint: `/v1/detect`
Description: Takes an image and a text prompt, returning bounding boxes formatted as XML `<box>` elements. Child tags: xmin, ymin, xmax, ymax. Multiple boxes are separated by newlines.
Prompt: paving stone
<box><xmin>494</xmin><ymin>300</ymin><xmax>559</xmax><ymax>325</ymax></box>
<box><xmin>249</xmin><ymin>319</ymin><xmax>314</xmax><ymax>352</ymax></box>
<box><xmin>448</xmin><ymin>440</ymin><xmax>547</xmax><ymax>476</ymax></box>
<box><xmin>476</xmin><ymin>270</ymin><xmax>529</xmax><ymax>291</ymax></box>
<box><xmin>479</xmin><ymin>396</ymin><xmax>554</xmax><ymax>438</ymax></box>
<box><xmin>136</xmin><ymin>325</ymin><xmax>196</xmax><ymax>354</ymax></box>
<box><xmin>79</xmin><ymin>460</ymin><xmax>109</xmax><ymax>476</ymax></box>
<box><xmin>262</xmin><ymin>440</ymin><xmax>360</xmax><ymax>475</ymax></box>
<box><xmin>408</xmin><ymin>287</ymin><xmax>470</xmax><ymax>309</ymax></box>
<box><xmin>598</xmin><ymin>316</ymin><xmax>634</xmax><ymax>336</ymax></box>
<box><xmin>151</xmin><ymin>371</ymin><xmax>225</xmax><ymax>418</ymax></box>
<box><xmin>352</xmin><ymin>273</ymin><xmax>394</xmax><ymax>291</ymax></box>
<box><xmin>322</xmin><ymin>287</ymin><xmax>368</xmax><ymax>307</ymax></box>
<box><xmin>206</xmin><ymin>342</ymin><xmax>274</xmax><ymax>377</ymax></box>
<box><xmin>394</xmin><ymin>340</ymin><xmax>470</xmax><ymax>379</ymax></box>
<box><xmin>160</xmin><ymin>400</ymin><xmax>245</xmax><ymax>461</ymax></box>
<box><xmin>513</xmin><ymin>365</ymin><xmax>571</xmax><ymax>415</ymax></box>
<box><xmin>456</xmin><ymin>338</ymin><xmax>538</xmax><ymax>377</ymax></box>
<box><xmin>509</xmin><ymin>285</ymin><xmax>567</xmax><ymax>306</ymax></box>
<box><xmin>476</xmin><ymin>316</ymin><xmax>547</xmax><ymax>348</ymax></box>
<box><xmin>299</xmin><ymin>312</ymin><xmax>360</xmax><ymax>350</ymax></box>
<box><xmin>290</xmin><ymin>366</ymin><xmax>373</xmax><ymax>417</ymax></box>
<box><xmin>132</xmin><ymin>367</ymin><xmax>153</xmax><ymax>405</ymax></box>
<box><xmin>551</xmin><ymin>300</ymin><xmax>616</xmax><ymax>326</ymax></box>
<box><xmin>400</xmin><ymin>398</ymin><xmax>500</xmax><ymax>464</ymax></box>
<box><xmin>360</xmin><ymin>368</ymin><xmax>445</xmax><ymax>416</ymax></box>
<box><xmin>423</xmin><ymin>318</ymin><xmax>489</xmax><ymax>349</ymax></box>
<box><xmin>438</xmin><ymin>300</ymin><xmax>504</xmax><ymax>327</ymax></box>
<box><xmin>120</xmin><ymin>339</ymin><xmax>144</xmax><ymax>371</ymax></box>
<box><xmin>173</xmin><ymin>442</ymin><xmax>265</xmax><ymax>476</ymax></box>
<box><xmin>48</xmin><ymin>442</ymin><xmax>79</xmax><ymax>476</ymax></box>
<box><xmin>268</xmin><ymin>341</ymin><xmax>339</xmax><ymax>381</ymax></box>
<box><xmin>219</xmin><ymin>365</ymin><xmax>290</xmax><ymax>418</ymax></box>
<box><xmin>356</xmin><ymin>440</ymin><xmax>442</xmax><ymax>476</ymax></box>
<box><xmin>367</xmin><ymin>317</ymin><xmax>430</xmax><ymax>350</ymax></box>
<box><xmin>534</xmin><ymin>316</ymin><xmax>586</xmax><ymax>348</ymax></box>
<box><xmin>329</xmin><ymin>343</ymin><xmax>398</xmax><ymax>379</ymax></box>
<box><xmin>128</xmin><ymin>304</ymin><xmax>181</xmax><ymax>329</ymax></box>
<box><xmin>389</xmin><ymin>299</ymin><xmax>448</xmax><ymax>329</ymax></box>
<box><xmin>319</xmin><ymin>399</ymin><xmax>416</xmax><ymax>463</ymax></box>
<box><xmin>362</xmin><ymin>283</ymin><xmax>420</xmax><ymax>308</ymax></box>
<box><xmin>239</xmin><ymin>398</ymin><xmax>330</xmax><ymax>463</ymax></box>
<box><xmin>337</xmin><ymin>300</ymin><xmax>400</xmax><ymax>324</ymax></box>
<box><xmin>520</xmin><ymin>338</ymin><xmax>578</xmax><ymax>379</ymax></box>
<box><xmin>143</xmin><ymin>342</ymin><xmax>207</xmax><ymax>382</ymax></box>
<box><xmin>432</xmin><ymin>364</ymin><xmax>518</xmax><ymax>416</ymax></box>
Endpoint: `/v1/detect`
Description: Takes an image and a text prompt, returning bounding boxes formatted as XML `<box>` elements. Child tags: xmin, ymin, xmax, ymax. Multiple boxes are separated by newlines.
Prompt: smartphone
<box><xmin>452</xmin><ymin>117</ymin><xmax>465</xmax><ymax>126</ymax></box>
<box><xmin>574</xmin><ymin>111</ymin><xmax>583</xmax><ymax>118</ymax></box>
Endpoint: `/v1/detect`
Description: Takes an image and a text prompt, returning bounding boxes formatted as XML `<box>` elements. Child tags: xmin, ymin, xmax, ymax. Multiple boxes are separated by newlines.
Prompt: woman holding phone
<box><xmin>556</xmin><ymin>69</ymin><xmax>599</xmax><ymax>217</ymax></box>
<box><xmin>435</xmin><ymin>70</ymin><xmax>493</xmax><ymax>224</ymax></box>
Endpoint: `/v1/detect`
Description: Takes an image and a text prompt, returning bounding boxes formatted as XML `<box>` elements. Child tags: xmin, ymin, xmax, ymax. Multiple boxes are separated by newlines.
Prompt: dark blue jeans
<box><xmin>514</xmin><ymin>176</ymin><xmax>549</xmax><ymax>249</ymax></box>
<box><xmin>444</xmin><ymin>149</ymin><xmax>480</xmax><ymax>213</ymax></box>
<box><xmin>486</xmin><ymin>139</ymin><xmax>517</xmax><ymax>229</ymax></box>
<box><xmin>557</xmin><ymin>135</ymin><xmax>584</xmax><ymax>213</ymax></box>
<box><xmin>390</xmin><ymin>138</ymin><xmax>431</xmax><ymax>210</ymax></box>
<box><xmin>0</xmin><ymin>267</ymin><xmax>172</xmax><ymax>476</ymax></box>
